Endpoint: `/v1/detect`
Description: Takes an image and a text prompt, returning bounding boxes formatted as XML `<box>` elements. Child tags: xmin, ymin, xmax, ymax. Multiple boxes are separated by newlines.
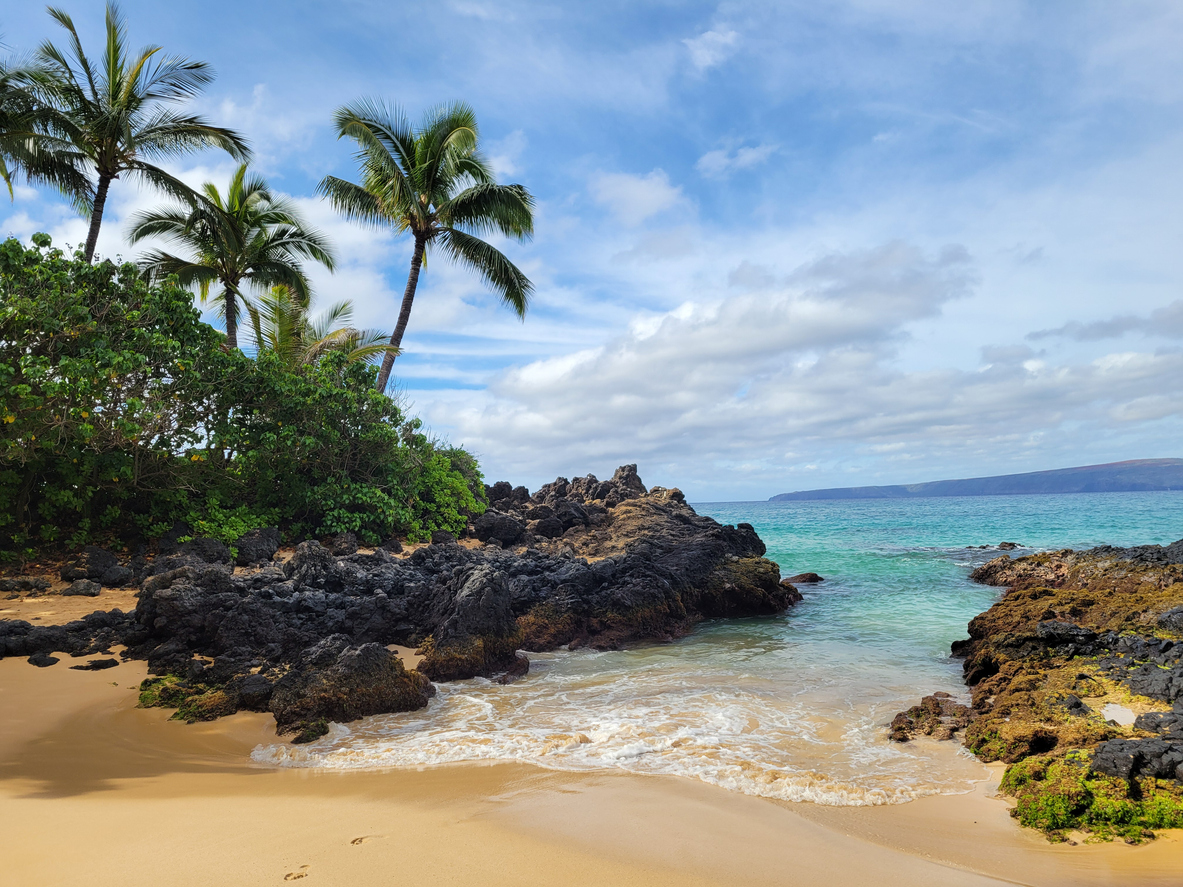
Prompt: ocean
<box><xmin>253</xmin><ymin>492</ymin><xmax>1183</xmax><ymax>805</ymax></box>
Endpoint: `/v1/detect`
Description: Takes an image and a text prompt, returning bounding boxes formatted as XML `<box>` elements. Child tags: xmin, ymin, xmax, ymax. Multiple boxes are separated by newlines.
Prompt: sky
<box><xmin>3</xmin><ymin>0</ymin><xmax>1183</xmax><ymax>501</ymax></box>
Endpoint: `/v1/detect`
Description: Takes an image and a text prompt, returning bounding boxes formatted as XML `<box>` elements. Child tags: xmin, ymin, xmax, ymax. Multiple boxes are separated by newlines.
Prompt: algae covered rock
<box><xmin>944</xmin><ymin>539</ymin><xmax>1183</xmax><ymax>840</ymax></box>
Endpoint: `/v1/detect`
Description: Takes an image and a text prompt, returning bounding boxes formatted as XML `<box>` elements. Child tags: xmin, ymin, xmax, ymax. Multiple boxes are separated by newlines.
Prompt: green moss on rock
<box><xmin>1002</xmin><ymin>756</ymin><xmax>1183</xmax><ymax>842</ymax></box>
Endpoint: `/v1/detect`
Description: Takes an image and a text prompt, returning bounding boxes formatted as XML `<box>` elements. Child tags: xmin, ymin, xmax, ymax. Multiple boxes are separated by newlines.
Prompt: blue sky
<box><xmin>4</xmin><ymin>1</ymin><xmax>1183</xmax><ymax>499</ymax></box>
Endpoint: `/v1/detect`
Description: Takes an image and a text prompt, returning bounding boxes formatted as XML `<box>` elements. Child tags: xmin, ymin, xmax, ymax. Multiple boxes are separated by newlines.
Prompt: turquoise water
<box><xmin>256</xmin><ymin>492</ymin><xmax>1183</xmax><ymax>805</ymax></box>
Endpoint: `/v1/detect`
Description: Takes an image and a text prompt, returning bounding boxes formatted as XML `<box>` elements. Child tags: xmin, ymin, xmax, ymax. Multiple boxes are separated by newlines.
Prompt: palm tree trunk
<box><xmin>83</xmin><ymin>174</ymin><xmax>112</xmax><ymax>263</ymax></box>
<box><xmin>224</xmin><ymin>287</ymin><xmax>239</xmax><ymax>350</ymax></box>
<box><xmin>376</xmin><ymin>235</ymin><xmax>425</xmax><ymax>392</ymax></box>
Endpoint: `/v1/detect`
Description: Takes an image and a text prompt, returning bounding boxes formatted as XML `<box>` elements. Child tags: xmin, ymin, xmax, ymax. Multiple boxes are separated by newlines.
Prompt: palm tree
<box><xmin>247</xmin><ymin>284</ymin><xmax>398</xmax><ymax>369</ymax></box>
<box><xmin>32</xmin><ymin>3</ymin><xmax>249</xmax><ymax>262</ymax></box>
<box><xmin>0</xmin><ymin>51</ymin><xmax>89</xmax><ymax>202</ymax></box>
<box><xmin>128</xmin><ymin>163</ymin><xmax>335</xmax><ymax>349</ymax></box>
<box><xmin>318</xmin><ymin>99</ymin><xmax>535</xmax><ymax>392</ymax></box>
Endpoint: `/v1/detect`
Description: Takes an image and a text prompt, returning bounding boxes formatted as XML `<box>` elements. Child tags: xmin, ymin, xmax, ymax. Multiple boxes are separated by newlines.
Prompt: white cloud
<box><xmin>696</xmin><ymin>144</ymin><xmax>777</xmax><ymax>178</ymax></box>
<box><xmin>487</xmin><ymin>129</ymin><xmax>528</xmax><ymax>178</ymax></box>
<box><xmin>589</xmin><ymin>169</ymin><xmax>687</xmax><ymax>226</ymax></box>
<box><xmin>683</xmin><ymin>28</ymin><xmax>740</xmax><ymax>71</ymax></box>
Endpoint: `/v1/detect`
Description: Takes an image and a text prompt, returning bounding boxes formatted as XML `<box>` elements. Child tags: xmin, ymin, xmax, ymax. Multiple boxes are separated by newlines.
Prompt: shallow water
<box><xmin>254</xmin><ymin>492</ymin><xmax>1183</xmax><ymax>805</ymax></box>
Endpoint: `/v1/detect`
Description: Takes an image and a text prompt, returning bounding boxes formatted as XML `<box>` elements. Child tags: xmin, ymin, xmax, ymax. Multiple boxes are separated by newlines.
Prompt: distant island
<box><xmin>769</xmin><ymin>458</ymin><xmax>1183</xmax><ymax>501</ymax></box>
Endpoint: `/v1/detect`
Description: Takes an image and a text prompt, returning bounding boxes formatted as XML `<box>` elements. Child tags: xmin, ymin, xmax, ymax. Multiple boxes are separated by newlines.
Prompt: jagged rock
<box><xmin>2</xmin><ymin>466</ymin><xmax>799</xmax><ymax>745</ymax></box>
<box><xmin>0</xmin><ymin>577</ymin><xmax>51</xmax><ymax>594</ymax></box>
<box><xmin>531</xmin><ymin>516</ymin><xmax>564</xmax><ymax>539</ymax></box>
<box><xmin>61</xmin><ymin>546</ymin><xmax>119</xmax><ymax>581</ymax></box>
<box><xmin>889</xmin><ymin>692</ymin><xmax>971</xmax><ymax>741</ymax></box>
<box><xmin>472</xmin><ymin>510</ymin><xmax>525</xmax><ymax>546</ymax></box>
<box><xmin>1052</xmin><ymin>694</ymin><xmax>1092</xmax><ymax>716</ymax></box>
<box><xmin>952</xmin><ymin>537</ymin><xmax>1183</xmax><ymax>839</ymax></box>
<box><xmin>430</xmin><ymin>530</ymin><xmax>457</xmax><ymax>545</ymax></box>
<box><xmin>326</xmin><ymin>532</ymin><xmax>359</xmax><ymax>556</ymax></box>
<box><xmin>62</xmin><ymin>579</ymin><xmax>101</xmax><ymax>597</ymax></box>
<box><xmin>148</xmin><ymin>537</ymin><xmax>232</xmax><ymax>576</ymax></box>
<box><xmin>99</xmin><ymin>565</ymin><xmax>134</xmax><ymax>587</ymax></box>
<box><xmin>1134</xmin><ymin>711</ymin><xmax>1183</xmax><ymax>740</ymax></box>
<box><xmin>27</xmin><ymin>652</ymin><xmax>58</xmax><ymax>667</ymax></box>
<box><xmin>998</xmin><ymin>542</ymin><xmax>1020</xmax><ymax>550</ymax></box>
<box><xmin>0</xmin><ymin>609</ymin><xmax>136</xmax><ymax>660</ymax></box>
<box><xmin>382</xmin><ymin>536</ymin><xmax>404</xmax><ymax>554</ymax></box>
<box><xmin>270</xmin><ymin>642</ymin><xmax>434</xmax><ymax>742</ymax></box>
<box><xmin>231</xmin><ymin>673</ymin><xmax>275</xmax><ymax>711</ymax></box>
<box><xmin>1091</xmin><ymin>738</ymin><xmax>1183</xmax><ymax>781</ymax></box>
<box><xmin>1159</xmin><ymin>606</ymin><xmax>1183</xmax><ymax>633</ymax></box>
<box><xmin>70</xmin><ymin>658</ymin><xmax>118</xmax><ymax>671</ymax></box>
<box><xmin>1036</xmin><ymin>620</ymin><xmax>1097</xmax><ymax>646</ymax></box>
<box><xmin>235</xmin><ymin>527</ymin><xmax>282</xmax><ymax>566</ymax></box>
<box><xmin>787</xmin><ymin>572</ymin><xmax>824</xmax><ymax>584</ymax></box>
<box><xmin>178</xmin><ymin>537</ymin><xmax>232</xmax><ymax>564</ymax></box>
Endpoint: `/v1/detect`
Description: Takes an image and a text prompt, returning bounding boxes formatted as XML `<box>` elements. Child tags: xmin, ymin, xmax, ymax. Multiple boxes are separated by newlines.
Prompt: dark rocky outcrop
<box><xmin>1</xmin><ymin>466</ymin><xmax>798</xmax><ymax>744</ymax></box>
<box><xmin>472</xmin><ymin>510</ymin><xmax>525</xmax><ymax>546</ymax></box>
<box><xmin>269</xmin><ymin>640</ymin><xmax>434</xmax><ymax>742</ymax></box>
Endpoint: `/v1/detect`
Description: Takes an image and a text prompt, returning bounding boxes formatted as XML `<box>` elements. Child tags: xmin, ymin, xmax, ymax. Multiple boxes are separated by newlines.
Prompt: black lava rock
<box><xmin>234</xmin><ymin>527</ymin><xmax>282</xmax><ymax>566</ymax></box>
<box><xmin>1091</xmin><ymin>738</ymin><xmax>1183</xmax><ymax>781</ymax></box>
<box><xmin>62</xmin><ymin>579</ymin><xmax>101</xmax><ymax>597</ymax></box>
<box><xmin>472</xmin><ymin>510</ymin><xmax>525</xmax><ymax>546</ymax></box>
<box><xmin>60</xmin><ymin>546</ymin><xmax>119</xmax><ymax>582</ymax></box>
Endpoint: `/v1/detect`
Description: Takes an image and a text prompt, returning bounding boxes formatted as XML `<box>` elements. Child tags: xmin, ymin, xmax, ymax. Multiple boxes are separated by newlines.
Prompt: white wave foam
<box><xmin>250</xmin><ymin>644</ymin><xmax>986</xmax><ymax>807</ymax></box>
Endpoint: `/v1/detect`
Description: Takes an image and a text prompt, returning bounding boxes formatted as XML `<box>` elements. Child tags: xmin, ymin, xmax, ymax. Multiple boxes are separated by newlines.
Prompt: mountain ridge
<box><xmin>769</xmin><ymin>458</ymin><xmax>1183</xmax><ymax>501</ymax></box>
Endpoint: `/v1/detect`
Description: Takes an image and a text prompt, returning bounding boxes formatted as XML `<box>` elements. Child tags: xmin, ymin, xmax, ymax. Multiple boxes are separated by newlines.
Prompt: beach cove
<box><xmin>4</xmin><ymin>491</ymin><xmax>1183</xmax><ymax>884</ymax></box>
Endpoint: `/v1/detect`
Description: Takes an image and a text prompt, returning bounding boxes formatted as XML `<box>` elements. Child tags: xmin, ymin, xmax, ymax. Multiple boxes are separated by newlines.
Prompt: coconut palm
<box><xmin>0</xmin><ymin>51</ymin><xmax>89</xmax><ymax>202</ymax></box>
<box><xmin>248</xmin><ymin>284</ymin><xmax>398</xmax><ymax>370</ymax></box>
<box><xmin>32</xmin><ymin>3</ymin><xmax>249</xmax><ymax>261</ymax></box>
<box><xmin>128</xmin><ymin>163</ymin><xmax>335</xmax><ymax>349</ymax></box>
<box><xmin>318</xmin><ymin>99</ymin><xmax>535</xmax><ymax>392</ymax></box>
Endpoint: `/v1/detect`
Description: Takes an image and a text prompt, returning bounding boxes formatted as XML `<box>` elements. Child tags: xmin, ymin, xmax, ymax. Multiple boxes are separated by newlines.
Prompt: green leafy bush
<box><xmin>0</xmin><ymin>236</ymin><xmax>484</xmax><ymax>553</ymax></box>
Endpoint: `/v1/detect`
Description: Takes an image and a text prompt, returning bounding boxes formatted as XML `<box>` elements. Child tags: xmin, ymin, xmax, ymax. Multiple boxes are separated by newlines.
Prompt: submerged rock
<box><xmin>889</xmin><ymin>692</ymin><xmax>971</xmax><ymax>742</ymax></box>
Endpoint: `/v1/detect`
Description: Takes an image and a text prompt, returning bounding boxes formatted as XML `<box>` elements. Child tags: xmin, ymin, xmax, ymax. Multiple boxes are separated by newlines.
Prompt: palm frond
<box><xmin>439</xmin><ymin>182</ymin><xmax>534</xmax><ymax>239</ymax></box>
<box><xmin>436</xmin><ymin>227</ymin><xmax>532</xmax><ymax>317</ymax></box>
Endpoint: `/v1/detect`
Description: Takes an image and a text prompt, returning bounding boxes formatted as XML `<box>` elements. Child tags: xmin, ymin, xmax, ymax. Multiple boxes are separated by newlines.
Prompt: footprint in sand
<box><xmin>283</xmin><ymin>866</ymin><xmax>309</xmax><ymax>880</ymax></box>
<box><xmin>350</xmin><ymin>835</ymin><xmax>382</xmax><ymax>845</ymax></box>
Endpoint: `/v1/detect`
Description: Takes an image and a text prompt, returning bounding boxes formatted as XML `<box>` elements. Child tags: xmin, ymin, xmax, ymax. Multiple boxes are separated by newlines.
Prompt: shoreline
<box><xmin>3</xmin><ymin>655</ymin><xmax>1182</xmax><ymax>886</ymax></box>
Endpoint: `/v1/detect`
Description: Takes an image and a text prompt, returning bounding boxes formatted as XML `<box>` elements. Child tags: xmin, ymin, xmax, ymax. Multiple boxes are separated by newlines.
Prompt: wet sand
<box><xmin>1</xmin><ymin>654</ymin><xmax>1181</xmax><ymax>886</ymax></box>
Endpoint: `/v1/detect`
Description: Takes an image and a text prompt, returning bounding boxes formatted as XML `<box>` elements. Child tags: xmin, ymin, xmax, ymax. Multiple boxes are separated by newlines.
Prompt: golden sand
<box><xmin>1</xmin><ymin>653</ymin><xmax>1181</xmax><ymax>886</ymax></box>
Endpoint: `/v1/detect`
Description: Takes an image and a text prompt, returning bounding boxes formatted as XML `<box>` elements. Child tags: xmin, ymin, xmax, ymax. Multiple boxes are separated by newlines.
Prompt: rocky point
<box><xmin>0</xmin><ymin>466</ymin><xmax>800</xmax><ymax>744</ymax></box>
<box><xmin>892</xmin><ymin>537</ymin><xmax>1183</xmax><ymax>841</ymax></box>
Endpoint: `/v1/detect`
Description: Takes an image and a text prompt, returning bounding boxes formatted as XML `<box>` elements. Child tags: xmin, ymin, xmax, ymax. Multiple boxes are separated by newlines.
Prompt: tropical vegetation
<box><xmin>128</xmin><ymin>163</ymin><xmax>334</xmax><ymax>349</ymax></box>
<box><xmin>0</xmin><ymin>8</ymin><xmax>541</xmax><ymax>557</ymax></box>
<box><xmin>0</xmin><ymin>236</ymin><xmax>482</xmax><ymax>555</ymax></box>
<box><xmin>247</xmin><ymin>284</ymin><xmax>397</xmax><ymax>369</ymax></box>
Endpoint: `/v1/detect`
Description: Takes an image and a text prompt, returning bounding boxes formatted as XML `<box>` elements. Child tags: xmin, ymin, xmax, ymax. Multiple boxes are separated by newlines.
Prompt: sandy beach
<box><xmin>1</xmin><ymin>652</ymin><xmax>1180</xmax><ymax>887</ymax></box>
